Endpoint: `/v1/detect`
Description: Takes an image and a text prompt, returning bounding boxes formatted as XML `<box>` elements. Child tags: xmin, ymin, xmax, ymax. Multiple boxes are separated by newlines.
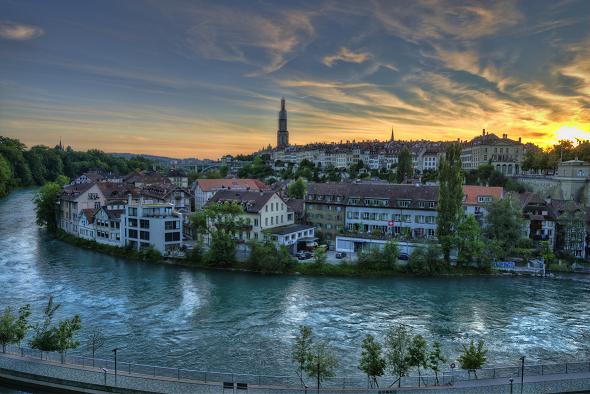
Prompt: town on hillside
<box><xmin>45</xmin><ymin>98</ymin><xmax>590</xmax><ymax>268</ymax></box>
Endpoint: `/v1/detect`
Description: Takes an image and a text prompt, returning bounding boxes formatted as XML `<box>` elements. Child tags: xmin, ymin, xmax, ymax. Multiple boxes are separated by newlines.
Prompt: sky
<box><xmin>1</xmin><ymin>0</ymin><xmax>590</xmax><ymax>159</ymax></box>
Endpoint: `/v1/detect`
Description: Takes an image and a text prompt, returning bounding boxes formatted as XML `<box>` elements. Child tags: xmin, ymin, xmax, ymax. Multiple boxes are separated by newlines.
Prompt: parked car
<box><xmin>398</xmin><ymin>253</ymin><xmax>409</xmax><ymax>261</ymax></box>
<box><xmin>296</xmin><ymin>251</ymin><xmax>313</xmax><ymax>260</ymax></box>
<box><xmin>335</xmin><ymin>252</ymin><xmax>347</xmax><ymax>259</ymax></box>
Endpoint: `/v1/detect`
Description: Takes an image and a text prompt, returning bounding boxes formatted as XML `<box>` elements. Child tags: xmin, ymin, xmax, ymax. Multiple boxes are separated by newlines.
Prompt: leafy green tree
<box><xmin>359</xmin><ymin>334</ymin><xmax>386</xmax><ymax>388</ymax></box>
<box><xmin>384</xmin><ymin>325</ymin><xmax>412</xmax><ymax>387</ymax></box>
<box><xmin>428</xmin><ymin>341</ymin><xmax>447</xmax><ymax>385</ymax></box>
<box><xmin>304</xmin><ymin>341</ymin><xmax>338</xmax><ymax>390</ymax></box>
<box><xmin>55</xmin><ymin>175</ymin><xmax>70</xmax><ymax>187</ymax></box>
<box><xmin>396</xmin><ymin>147</ymin><xmax>413</xmax><ymax>183</ymax></box>
<box><xmin>30</xmin><ymin>296</ymin><xmax>82</xmax><ymax>363</ymax></box>
<box><xmin>292</xmin><ymin>325</ymin><xmax>313</xmax><ymax>386</ymax></box>
<box><xmin>0</xmin><ymin>136</ymin><xmax>32</xmax><ymax>186</ymax></box>
<box><xmin>248</xmin><ymin>241</ymin><xmax>295</xmax><ymax>273</ymax></box>
<box><xmin>288</xmin><ymin>177</ymin><xmax>307</xmax><ymax>199</ymax></box>
<box><xmin>0</xmin><ymin>304</ymin><xmax>31</xmax><ymax>352</ymax></box>
<box><xmin>458</xmin><ymin>339</ymin><xmax>487</xmax><ymax>379</ymax></box>
<box><xmin>0</xmin><ymin>155</ymin><xmax>12</xmax><ymax>198</ymax></box>
<box><xmin>407</xmin><ymin>243</ymin><xmax>444</xmax><ymax>275</ymax></box>
<box><xmin>484</xmin><ymin>196</ymin><xmax>524</xmax><ymax>257</ymax></box>
<box><xmin>313</xmin><ymin>247</ymin><xmax>327</xmax><ymax>266</ymax></box>
<box><xmin>456</xmin><ymin>215</ymin><xmax>486</xmax><ymax>268</ymax></box>
<box><xmin>407</xmin><ymin>335</ymin><xmax>428</xmax><ymax>386</ymax></box>
<box><xmin>203</xmin><ymin>201</ymin><xmax>245</xmax><ymax>266</ymax></box>
<box><xmin>33</xmin><ymin>182</ymin><xmax>62</xmax><ymax>232</ymax></box>
<box><xmin>357</xmin><ymin>240</ymin><xmax>399</xmax><ymax>271</ymax></box>
<box><xmin>437</xmin><ymin>143</ymin><xmax>464</xmax><ymax>263</ymax></box>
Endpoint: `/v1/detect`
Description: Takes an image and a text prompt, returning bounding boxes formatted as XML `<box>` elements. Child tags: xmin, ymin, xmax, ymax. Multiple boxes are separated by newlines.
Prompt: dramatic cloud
<box><xmin>182</xmin><ymin>4</ymin><xmax>314</xmax><ymax>75</ymax></box>
<box><xmin>0</xmin><ymin>21</ymin><xmax>43</xmax><ymax>40</ymax></box>
<box><xmin>322</xmin><ymin>47</ymin><xmax>371</xmax><ymax>67</ymax></box>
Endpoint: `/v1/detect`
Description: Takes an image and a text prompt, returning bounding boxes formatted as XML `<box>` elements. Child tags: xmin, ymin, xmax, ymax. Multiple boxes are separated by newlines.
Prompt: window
<box><xmin>128</xmin><ymin>218</ymin><xmax>137</xmax><ymax>227</ymax></box>
<box><xmin>129</xmin><ymin>207</ymin><xmax>137</xmax><ymax>216</ymax></box>
<box><xmin>140</xmin><ymin>219</ymin><xmax>150</xmax><ymax>229</ymax></box>
<box><xmin>265</xmin><ymin>218</ymin><xmax>268</xmax><ymax>226</ymax></box>
<box><xmin>397</xmin><ymin>200</ymin><xmax>411</xmax><ymax>208</ymax></box>
<box><xmin>140</xmin><ymin>231</ymin><xmax>150</xmax><ymax>240</ymax></box>
<box><xmin>477</xmin><ymin>196</ymin><xmax>492</xmax><ymax>203</ymax></box>
<box><xmin>94</xmin><ymin>202</ymin><xmax>101</xmax><ymax>209</ymax></box>
<box><xmin>165</xmin><ymin>221</ymin><xmax>179</xmax><ymax>230</ymax></box>
<box><xmin>128</xmin><ymin>229</ymin><xmax>138</xmax><ymax>238</ymax></box>
<box><xmin>254</xmin><ymin>218</ymin><xmax>259</xmax><ymax>226</ymax></box>
<box><xmin>165</xmin><ymin>232</ymin><xmax>180</xmax><ymax>242</ymax></box>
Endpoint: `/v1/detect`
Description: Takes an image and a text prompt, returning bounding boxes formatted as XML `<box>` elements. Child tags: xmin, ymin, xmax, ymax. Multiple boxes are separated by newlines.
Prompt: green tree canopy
<box><xmin>458</xmin><ymin>339</ymin><xmax>487</xmax><ymax>379</ymax></box>
<box><xmin>34</xmin><ymin>182</ymin><xmax>62</xmax><ymax>232</ymax></box>
<box><xmin>396</xmin><ymin>147</ymin><xmax>413</xmax><ymax>183</ymax></box>
<box><xmin>359</xmin><ymin>334</ymin><xmax>386</xmax><ymax>388</ymax></box>
<box><xmin>0</xmin><ymin>304</ymin><xmax>31</xmax><ymax>353</ymax></box>
<box><xmin>287</xmin><ymin>177</ymin><xmax>307</xmax><ymax>199</ymax></box>
<box><xmin>484</xmin><ymin>195</ymin><xmax>525</xmax><ymax>258</ymax></box>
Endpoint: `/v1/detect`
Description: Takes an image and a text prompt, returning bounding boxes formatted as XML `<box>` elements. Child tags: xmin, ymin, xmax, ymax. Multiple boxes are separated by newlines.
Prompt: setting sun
<box><xmin>553</xmin><ymin>125</ymin><xmax>590</xmax><ymax>145</ymax></box>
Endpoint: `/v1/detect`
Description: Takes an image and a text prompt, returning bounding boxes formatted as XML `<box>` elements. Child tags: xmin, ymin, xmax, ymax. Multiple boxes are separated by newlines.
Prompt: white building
<box><xmin>59</xmin><ymin>183</ymin><xmax>106</xmax><ymax>235</ymax></box>
<box><xmin>192</xmin><ymin>178</ymin><xmax>268</xmax><ymax>210</ymax></box>
<box><xmin>121</xmin><ymin>196</ymin><xmax>183</xmax><ymax>254</ymax></box>
<box><xmin>93</xmin><ymin>205</ymin><xmax>124</xmax><ymax>246</ymax></box>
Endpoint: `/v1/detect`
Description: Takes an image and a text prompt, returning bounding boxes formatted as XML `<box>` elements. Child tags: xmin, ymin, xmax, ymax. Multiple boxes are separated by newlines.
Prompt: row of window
<box><xmin>265</xmin><ymin>201</ymin><xmax>285</xmax><ymax>212</ymax></box>
<box><xmin>346</xmin><ymin>211</ymin><xmax>436</xmax><ymax>224</ymax></box>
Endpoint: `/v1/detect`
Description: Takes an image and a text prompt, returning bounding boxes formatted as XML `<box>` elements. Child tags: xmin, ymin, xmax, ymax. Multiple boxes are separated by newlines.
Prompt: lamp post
<box><xmin>509</xmin><ymin>378</ymin><xmax>514</xmax><ymax>394</ymax></box>
<box><xmin>112</xmin><ymin>348</ymin><xmax>119</xmax><ymax>385</ymax></box>
<box><xmin>520</xmin><ymin>356</ymin><xmax>525</xmax><ymax>394</ymax></box>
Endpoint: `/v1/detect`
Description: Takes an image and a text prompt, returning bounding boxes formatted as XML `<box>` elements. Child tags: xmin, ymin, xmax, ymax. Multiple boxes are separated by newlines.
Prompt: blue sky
<box><xmin>1</xmin><ymin>0</ymin><xmax>590</xmax><ymax>158</ymax></box>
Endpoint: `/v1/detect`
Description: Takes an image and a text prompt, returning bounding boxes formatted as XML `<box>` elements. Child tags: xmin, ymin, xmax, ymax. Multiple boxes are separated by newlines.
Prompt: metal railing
<box><xmin>3</xmin><ymin>344</ymin><xmax>590</xmax><ymax>390</ymax></box>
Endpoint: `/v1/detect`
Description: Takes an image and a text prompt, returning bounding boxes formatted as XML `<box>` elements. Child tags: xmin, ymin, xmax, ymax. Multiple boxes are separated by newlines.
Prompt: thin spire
<box><xmin>390</xmin><ymin>127</ymin><xmax>394</xmax><ymax>142</ymax></box>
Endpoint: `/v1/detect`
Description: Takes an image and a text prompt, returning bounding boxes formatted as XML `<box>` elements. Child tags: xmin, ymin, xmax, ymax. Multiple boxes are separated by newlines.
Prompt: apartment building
<box><xmin>59</xmin><ymin>183</ymin><xmax>106</xmax><ymax>235</ymax></box>
<box><xmin>305</xmin><ymin>183</ymin><xmax>349</xmax><ymax>246</ymax></box>
<box><xmin>462</xmin><ymin>185</ymin><xmax>504</xmax><ymax>223</ymax></box>
<box><xmin>120</xmin><ymin>196</ymin><xmax>183</xmax><ymax>254</ymax></box>
<box><xmin>93</xmin><ymin>205</ymin><xmax>124</xmax><ymax>246</ymax></box>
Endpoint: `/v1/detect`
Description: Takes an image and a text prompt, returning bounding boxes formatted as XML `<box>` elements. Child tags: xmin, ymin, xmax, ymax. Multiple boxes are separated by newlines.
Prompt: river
<box><xmin>1</xmin><ymin>188</ymin><xmax>589</xmax><ymax>378</ymax></box>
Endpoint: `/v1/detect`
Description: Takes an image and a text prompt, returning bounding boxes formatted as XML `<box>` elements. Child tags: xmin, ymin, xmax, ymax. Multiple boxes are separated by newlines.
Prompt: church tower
<box><xmin>277</xmin><ymin>97</ymin><xmax>289</xmax><ymax>148</ymax></box>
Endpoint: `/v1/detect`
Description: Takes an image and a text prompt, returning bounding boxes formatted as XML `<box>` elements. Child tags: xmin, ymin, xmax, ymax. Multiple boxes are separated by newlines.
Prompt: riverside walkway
<box><xmin>2</xmin><ymin>347</ymin><xmax>590</xmax><ymax>393</ymax></box>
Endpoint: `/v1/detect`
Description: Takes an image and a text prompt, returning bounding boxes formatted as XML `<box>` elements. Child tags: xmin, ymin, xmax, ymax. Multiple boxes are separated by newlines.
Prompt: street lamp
<box><xmin>520</xmin><ymin>356</ymin><xmax>525</xmax><ymax>394</ymax></box>
<box><xmin>112</xmin><ymin>348</ymin><xmax>119</xmax><ymax>385</ymax></box>
<box><xmin>509</xmin><ymin>378</ymin><xmax>514</xmax><ymax>394</ymax></box>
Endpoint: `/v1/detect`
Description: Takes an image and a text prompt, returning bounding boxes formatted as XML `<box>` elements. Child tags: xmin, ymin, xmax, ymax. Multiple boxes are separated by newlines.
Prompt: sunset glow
<box><xmin>1</xmin><ymin>1</ymin><xmax>590</xmax><ymax>158</ymax></box>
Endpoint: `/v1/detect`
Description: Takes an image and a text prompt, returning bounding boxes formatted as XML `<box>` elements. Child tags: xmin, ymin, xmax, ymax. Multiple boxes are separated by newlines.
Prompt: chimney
<box><xmin>482</xmin><ymin>128</ymin><xmax>486</xmax><ymax>136</ymax></box>
<box><xmin>518</xmin><ymin>137</ymin><xmax>522</xmax><ymax>143</ymax></box>
<box><xmin>127</xmin><ymin>194</ymin><xmax>132</xmax><ymax>205</ymax></box>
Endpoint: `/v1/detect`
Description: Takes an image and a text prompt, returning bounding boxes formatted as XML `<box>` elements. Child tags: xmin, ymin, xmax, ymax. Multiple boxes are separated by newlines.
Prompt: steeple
<box><xmin>277</xmin><ymin>97</ymin><xmax>289</xmax><ymax>148</ymax></box>
<box><xmin>390</xmin><ymin>127</ymin><xmax>394</xmax><ymax>142</ymax></box>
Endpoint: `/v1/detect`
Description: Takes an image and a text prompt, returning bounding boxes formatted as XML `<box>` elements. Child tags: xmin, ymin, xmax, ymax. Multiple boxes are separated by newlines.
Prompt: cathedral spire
<box><xmin>390</xmin><ymin>127</ymin><xmax>394</xmax><ymax>142</ymax></box>
<box><xmin>277</xmin><ymin>97</ymin><xmax>289</xmax><ymax>148</ymax></box>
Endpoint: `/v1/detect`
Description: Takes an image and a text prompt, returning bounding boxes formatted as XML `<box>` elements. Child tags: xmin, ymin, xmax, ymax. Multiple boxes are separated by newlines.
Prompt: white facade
<box><xmin>93</xmin><ymin>207</ymin><xmax>123</xmax><ymax>246</ymax></box>
<box><xmin>121</xmin><ymin>197</ymin><xmax>183</xmax><ymax>254</ymax></box>
<box><xmin>59</xmin><ymin>184</ymin><xmax>106</xmax><ymax>235</ymax></box>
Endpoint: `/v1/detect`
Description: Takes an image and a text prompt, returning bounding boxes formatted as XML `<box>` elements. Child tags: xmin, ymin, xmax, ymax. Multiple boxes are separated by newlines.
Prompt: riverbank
<box><xmin>54</xmin><ymin>229</ymin><xmax>499</xmax><ymax>278</ymax></box>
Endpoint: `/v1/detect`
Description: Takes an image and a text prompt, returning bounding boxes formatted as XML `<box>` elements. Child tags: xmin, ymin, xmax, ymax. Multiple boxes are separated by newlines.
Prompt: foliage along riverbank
<box><xmin>55</xmin><ymin>228</ymin><xmax>497</xmax><ymax>278</ymax></box>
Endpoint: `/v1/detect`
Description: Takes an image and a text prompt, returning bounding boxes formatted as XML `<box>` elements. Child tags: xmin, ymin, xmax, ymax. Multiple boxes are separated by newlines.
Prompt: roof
<box><xmin>80</xmin><ymin>208</ymin><xmax>96</xmax><ymax>223</ymax></box>
<box><xmin>207</xmin><ymin>190</ymin><xmax>278</xmax><ymax>213</ymax></box>
<box><xmin>307</xmin><ymin>182</ymin><xmax>439</xmax><ymax>209</ymax></box>
<box><xmin>61</xmin><ymin>182</ymin><xmax>96</xmax><ymax>201</ymax></box>
<box><xmin>462</xmin><ymin>185</ymin><xmax>504</xmax><ymax>205</ymax></box>
<box><xmin>124</xmin><ymin>171</ymin><xmax>171</xmax><ymax>186</ymax></box>
<box><xmin>196</xmin><ymin>178</ymin><xmax>269</xmax><ymax>192</ymax></box>
<box><xmin>285</xmin><ymin>198</ymin><xmax>304</xmax><ymax>215</ymax></box>
<box><xmin>268</xmin><ymin>224</ymin><xmax>315</xmax><ymax>235</ymax></box>
<box><xmin>96</xmin><ymin>183</ymin><xmax>138</xmax><ymax>200</ymax></box>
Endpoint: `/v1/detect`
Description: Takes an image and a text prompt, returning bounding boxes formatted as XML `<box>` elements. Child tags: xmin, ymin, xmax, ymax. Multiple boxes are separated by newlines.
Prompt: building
<box><xmin>277</xmin><ymin>97</ymin><xmax>289</xmax><ymax>148</ymax></box>
<box><xmin>305</xmin><ymin>183</ymin><xmax>349</xmax><ymax>247</ymax></box>
<box><xmin>93</xmin><ymin>205</ymin><xmax>124</xmax><ymax>246</ymax></box>
<box><xmin>120</xmin><ymin>196</ymin><xmax>183</xmax><ymax>254</ymax></box>
<box><xmin>192</xmin><ymin>178</ymin><xmax>268</xmax><ymax>210</ymax></box>
<box><xmin>167</xmin><ymin>169</ymin><xmax>189</xmax><ymax>188</ymax></box>
<box><xmin>461</xmin><ymin>130</ymin><xmax>526</xmax><ymax>175</ymax></box>
<box><xmin>462</xmin><ymin>185</ymin><xmax>504</xmax><ymax>223</ymax></box>
<box><xmin>514</xmin><ymin>192</ymin><xmax>556</xmax><ymax>250</ymax></box>
<box><xmin>59</xmin><ymin>183</ymin><xmax>106</xmax><ymax>235</ymax></box>
<box><xmin>514</xmin><ymin>159</ymin><xmax>590</xmax><ymax>205</ymax></box>
<box><xmin>206</xmin><ymin>190</ymin><xmax>314</xmax><ymax>253</ymax></box>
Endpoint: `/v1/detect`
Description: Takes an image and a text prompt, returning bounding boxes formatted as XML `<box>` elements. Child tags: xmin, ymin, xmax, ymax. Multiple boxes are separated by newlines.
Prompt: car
<box><xmin>398</xmin><ymin>253</ymin><xmax>409</xmax><ymax>261</ymax></box>
<box><xmin>335</xmin><ymin>252</ymin><xmax>347</xmax><ymax>259</ymax></box>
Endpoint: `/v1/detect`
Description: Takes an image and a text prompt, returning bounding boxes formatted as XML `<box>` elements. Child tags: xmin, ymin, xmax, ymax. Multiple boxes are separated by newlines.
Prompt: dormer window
<box><xmin>397</xmin><ymin>200</ymin><xmax>411</xmax><ymax>208</ymax></box>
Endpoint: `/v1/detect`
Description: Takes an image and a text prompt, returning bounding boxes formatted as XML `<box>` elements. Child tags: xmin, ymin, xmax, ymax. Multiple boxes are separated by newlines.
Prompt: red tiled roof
<box><xmin>196</xmin><ymin>178</ymin><xmax>269</xmax><ymax>192</ymax></box>
<box><xmin>462</xmin><ymin>185</ymin><xmax>504</xmax><ymax>205</ymax></box>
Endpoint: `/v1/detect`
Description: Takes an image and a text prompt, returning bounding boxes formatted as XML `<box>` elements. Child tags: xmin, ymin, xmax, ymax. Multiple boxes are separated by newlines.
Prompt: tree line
<box><xmin>292</xmin><ymin>324</ymin><xmax>487</xmax><ymax>389</ymax></box>
<box><xmin>0</xmin><ymin>136</ymin><xmax>154</xmax><ymax>198</ymax></box>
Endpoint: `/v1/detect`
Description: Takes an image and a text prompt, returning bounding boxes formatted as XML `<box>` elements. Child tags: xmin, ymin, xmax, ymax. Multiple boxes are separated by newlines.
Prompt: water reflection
<box><xmin>0</xmin><ymin>189</ymin><xmax>589</xmax><ymax>375</ymax></box>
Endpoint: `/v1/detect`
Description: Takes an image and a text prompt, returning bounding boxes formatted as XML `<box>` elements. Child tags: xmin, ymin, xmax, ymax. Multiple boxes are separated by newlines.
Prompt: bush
<box><xmin>407</xmin><ymin>243</ymin><xmax>445</xmax><ymax>275</ymax></box>
<box><xmin>248</xmin><ymin>241</ymin><xmax>295</xmax><ymax>273</ymax></box>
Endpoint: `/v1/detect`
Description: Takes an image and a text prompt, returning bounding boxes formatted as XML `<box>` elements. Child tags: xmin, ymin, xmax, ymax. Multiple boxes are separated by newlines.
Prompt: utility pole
<box><xmin>112</xmin><ymin>348</ymin><xmax>119</xmax><ymax>386</ymax></box>
<box><xmin>317</xmin><ymin>361</ymin><xmax>320</xmax><ymax>394</ymax></box>
<box><xmin>520</xmin><ymin>356</ymin><xmax>525</xmax><ymax>394</ymax></box>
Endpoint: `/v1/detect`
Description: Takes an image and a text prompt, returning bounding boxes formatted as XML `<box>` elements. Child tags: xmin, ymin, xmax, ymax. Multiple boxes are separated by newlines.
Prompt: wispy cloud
<box><xmin>322</xmin><ymin>47</ymin><xmax>371</xmax><ymax>67</ymax></box>
<box><xmin>177</xmin><ymin>4</ymin><xmax>315</xmax><ymax>75</ymax></box>
<box><xmin>0</xmin><ymin>21</ymin><xmax>44</xmax><ymax>40</ymax></box>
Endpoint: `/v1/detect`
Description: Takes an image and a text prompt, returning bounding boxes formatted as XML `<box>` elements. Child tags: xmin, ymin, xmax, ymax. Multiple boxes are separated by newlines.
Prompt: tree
<box><xmin>30</xmin><ymin>296</ymin><xmax>82</xmax><ymax>363</ymax></box>
<box><xmin>287</xmin><ymin>177</ymin><xmax>307</xmax><ymax>199</ymax></box>
<box><xmin>359</xmin><ymin>334</ymin><xmax>386</xmax><ymax>388</ymax></box>
<box><xmin>33</xmin><ymin>182</ymin><xmax>62</xmax><ymax>232</ymax></box>
<box><xmin>0</xmin><ymin>304</ymin><xmax>31</xmax><ymax>352</ymax></box>
<box><xmin>87</xmin><ymin>328</ymin><xmax>106</xmax><ymax>366</ymax></box>
<box><xmin>458</xmin><ymin>339</ymin><xmax>487</xmax><ymax>379</ymax></box>
<box><xmin>428</xmin><ymin>341</ymin><xmax>446</xmax><ymax>385</ymax></box>
<box><xmin>313</xmin><ymin>247</ymin><xmax>327</xmax><ymax>266</ymax></box>
<box><xmin>484</xmin><ymin>196</ymin><xmax>524</xmax><ymax>258</ymax></box>
<box><xmin>0</xmin><ymin>155</ymin><xmax>12</xmax><ymax>198</ymax></box>
<box><xmin>456</xmin><ymin>215</ymin><xmax>486</xmax><ymax>268</ymax></box>
<box><xmin>396</xmin><ymin>147</ymin><xmax>413</xmax><ymax>183</ymax></box>
<box><xmin>203</xmin><ymin>201</ymin><xmax>245</xmax><ymax>266</ymax></box>
<box><xmin>407</xmin><ymin>335</ymin><xmax>428</xmax><ymax>387</ymax></box>
<box><xmin>437</xmin><ymin>143</ymin><xmax>464</xmax><ymax>263</ymax></box>
<box><xmin>248</xmin><ymin>241</ymin><xmax>295</xmax><ymax>273</ymax></box>
<box><xmin>407</xmin><ymin>243</ymin><xmax>444</xmax><ymax>275</ymax></box>
<box><xmin>384</xmin><ymin>325</ymin><xmax>412</xmax><ymax>387</ymax></box>
<box><xmin>304</xmin><ymin>341</ymin><xmax>338</xmax><ymax>391</ymax></box>
<box><xmin>357</xmin><ymin>240</ymin><xmax>399</xmax><ymax>271</ymax></box>
<box><xmin>292</xmin><ymin>325</ymin><xmax>313</xmax><ymax>386</ymax></box>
